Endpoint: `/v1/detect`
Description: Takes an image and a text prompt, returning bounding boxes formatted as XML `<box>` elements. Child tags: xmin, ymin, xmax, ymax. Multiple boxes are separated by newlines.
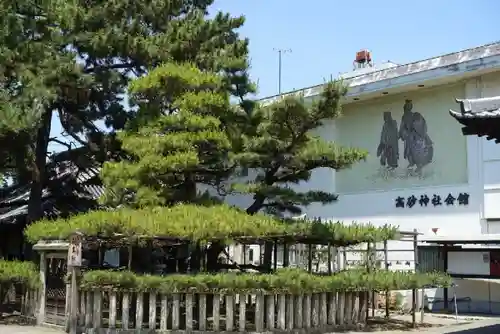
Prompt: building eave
<box><xmin>450</xmin><ymin>96</ymin><xmax>500</xmax><ymax>142</ymax></box>
<box><xmin>421</xmin><ymin>234</ymin><xmax>500</xmax><ymax>245</ymax></box>
<box><xmin>260</xmin><ymin>41</ymin><xmax>500</xmax><ymax>106</ymax></box>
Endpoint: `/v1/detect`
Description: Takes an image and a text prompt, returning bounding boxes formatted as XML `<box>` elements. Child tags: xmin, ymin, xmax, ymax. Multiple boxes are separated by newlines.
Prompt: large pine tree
<box><xmin>100</xmin><ymin>62</ymin><xmax>247</xmax><ymax>207</ymax></box>
<box><xmin>0</xmin><ymin>0</ymin><xmax>254</xmax><ymax>226</ymax></box>
<box><xmin>236</xmin><ymin>83</ymin><xmax>367</xmax><ymax>216</ymax></box>
<box><xmin>3</xmin><ymin>0</ymin><xmax>367</xmax><ymax>270</ymax></box>
<box><xmin>104</xmin><ymin>71</ymin><xmax>367</xmax><ymax>270</ymax></box>
<box><xmin>231</xmin><ymin>83</ymin><xmax>368</xmax><ymax>267</ymax></box>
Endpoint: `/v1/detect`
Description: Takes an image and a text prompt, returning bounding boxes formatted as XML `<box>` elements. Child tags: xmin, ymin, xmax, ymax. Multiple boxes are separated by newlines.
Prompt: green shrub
<box><xmin>80</xmin><ymin>268</ymin><xmax>451</xmax><ymax>294</ymax></box>
<box><xmin>0</xmin><ymin>260</ymin><xmax>39</xmax><ymax>289</ymax></box>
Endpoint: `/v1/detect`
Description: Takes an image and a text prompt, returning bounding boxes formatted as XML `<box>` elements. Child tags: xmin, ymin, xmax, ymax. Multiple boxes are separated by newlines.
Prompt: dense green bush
<box><xmin>0</xmin><ymin>260</ymin><xmax>39</xmax><ymax>289</ymax></box>
<box><xmin>80</xmin><ymin>268</ymin><xmax>451</xmax><ymax>294</ymax></box>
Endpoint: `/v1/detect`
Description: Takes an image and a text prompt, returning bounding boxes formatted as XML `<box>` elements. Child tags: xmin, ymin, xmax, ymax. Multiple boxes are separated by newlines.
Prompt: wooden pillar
<box><xmin>266</xmin><ymin>295</ymin><xmax>275</xmax><ymax>330</ymax></box>
<box><xmin>65</xmin><ymin>283</ymin><xmax>71</xmax><ymax>332</ymax></box>
<box><xmin>69</xmin><ymin>267</ymin><xmax>79</xmax><ymax>334</ymax></box>
<box><xmin>369</xmin><ymin>242</ymin><xmax>376</xmax><ymax>318</ymax></box>
<box><xmin>412</xmin><ymin>229</ymin><xmax>418</xmax><ymax>328</ymax></box>
<box><xmin>238</xmin><ymin>294</ymin><xmax>246</xmax><ymax>332</ymax></box>
<box><xmin>307</xmin><ymin>244</ymin><xmax>313</xmax><ymax>273</ymax></box>
<box><xmin>343</xmin><ymin>246</ymin><xmax>347</xmax><ymax>268</ymax></box>
<box><xmin>333</xmin><ymin>247</ymin><xmax>339</xmax><ymax>272</ymax></box>
<box><xmin>37</xmin><ymin>252</ymin><xmax>46</xmax><ymax>325</ymax></box>
<box><xmin>273</xmin><ymin>240</ymin><xmax>278</xmax><ymax>270</ymax></box>
<box><xmin>122</xmin><ymin>293</ymin><xmax>130</xmax><ymax>329</ymax></box>
<box><xmin>283</xmin><ymin>242</ymin><xmax>289</xmax><ymax>267</ymax></box>
<box><xmin>199</xmin><ymin>294</ymin><xmax>207</xmax><ymax>331</ymax></box>
<box><xmin>366</xmin><ymin>242</ymin><xmax>371</xmax><ymax>320</ymax></box>
<box><xmin>255</xmin><ymin>294</ymin><xmax>264</xmax><ymax>332</ymax></box>
<box><xmin>327</xmin><ymin>244</ymin><xmax>332</xmax><ymax>274</ymax></box>
<box><xmin>384</xmin><ymin>239</ymin><xmax>389</xmax><ymax>318</ymax></box>
<box><xmin>421</xmin><ymin>288</ymin><xmax>425</xmax><ymax>324</ymax></box>
<box><xmin>443</xmin><ymin>244</ymin><xmax>449</xmax><ymax>311</ymax></box>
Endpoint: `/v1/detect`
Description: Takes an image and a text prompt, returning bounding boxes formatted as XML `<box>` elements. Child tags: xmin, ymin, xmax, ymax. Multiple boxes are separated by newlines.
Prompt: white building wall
<box><xmin>223</xmin><ymin>74</ymin><xmax>500</xmax><ymax>258</ymax></box>
<box><xmin>226</xmin><ymin>79</ymin><xmax>496</xmax><ymax>235</ymax></box>
<box><xmin>448</xmin><ymin>251</ymin><xmax>491</xmax><ymax>276</ymax></box>
<box><xmin>480</xmin><ymin>73</ymin><xmax>500</xmax><ymax>232</ymax></box>
<box><xmin>223</xmin><ymin>71</ymin><xmax>500</xmax><ymax>314</ymax></box>
<box><xmin>222</xmin><ymin>70</ymin><xmax>500</xmax><ymax>242</ymax></box>
<box><xmin>302</xmin><ymin>78</ymin><xmax>482</xmax><ymax>238</ymax></box>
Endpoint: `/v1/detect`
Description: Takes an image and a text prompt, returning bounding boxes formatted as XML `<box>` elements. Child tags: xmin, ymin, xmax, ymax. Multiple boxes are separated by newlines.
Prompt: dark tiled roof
<box><xmin>450</xmin><ymin>96</ymin><xmax>500</xmax><ymax>142</ymax></box>
<box><xmin>0</xmin><ymin>165</ymin><xmax>104</xmax><ymax>224</ymax></box>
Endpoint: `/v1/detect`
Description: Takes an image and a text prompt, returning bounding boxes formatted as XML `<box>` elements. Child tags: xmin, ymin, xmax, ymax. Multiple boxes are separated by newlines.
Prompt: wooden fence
<box><xmin>0</xmin><ymin>283</ymin><xmax>39</xmax><ymax>322</ymax></box>
<box><xmin>77</xmin><ymin>289</ymin><xmax>369</xmax><ymax>333</ymax></box>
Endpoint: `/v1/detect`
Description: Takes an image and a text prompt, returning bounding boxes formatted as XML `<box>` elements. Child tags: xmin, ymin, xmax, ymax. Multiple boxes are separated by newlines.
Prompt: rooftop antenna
<box><xmin>273</xmin><ymin>48</ymin><xmax>292</xmax><ymax>95</ymax></box>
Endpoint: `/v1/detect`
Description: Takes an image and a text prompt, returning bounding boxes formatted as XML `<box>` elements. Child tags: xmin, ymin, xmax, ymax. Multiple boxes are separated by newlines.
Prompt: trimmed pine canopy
<box><xmin>25</xmin><ymin>204</ymin><xmax>399</xmax><ymax>246</ymax></box>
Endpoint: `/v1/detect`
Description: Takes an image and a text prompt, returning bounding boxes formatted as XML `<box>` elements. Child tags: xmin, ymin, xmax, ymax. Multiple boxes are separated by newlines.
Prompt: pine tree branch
<box><xmin>83</xmin><ymin>62</ymin><xmax>139</xmax><ymax>74</ymax></box>
<box><xmin>49</xmin><ymin>137</ymin><xmax>73</xmax><ymax>151</ymax></box>
<box><xmin>245</xmin><ymin>164</ymin><xmax>279</xmax><ymax>214</ymax></box>
<box><xmin>245</xmin><ymin>125</ymin><xmax>309</xmax><ymax>215</ymax></box>
<box><xmin>262</xmin><ymin>202</ymin><xmax>302</xmax><ymax>215</ymax></box>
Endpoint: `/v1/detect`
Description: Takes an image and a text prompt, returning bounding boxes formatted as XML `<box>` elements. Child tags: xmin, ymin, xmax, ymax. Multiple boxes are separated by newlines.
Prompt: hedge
<box><xmin>80</xmin><ymin>268</ymin><xmax>451</xmax><ymax>294</ymax></box>
<box><xmin>0</xmin><ymin>260</ymin><xmax>39</xmax><ymax>289</ymax></box>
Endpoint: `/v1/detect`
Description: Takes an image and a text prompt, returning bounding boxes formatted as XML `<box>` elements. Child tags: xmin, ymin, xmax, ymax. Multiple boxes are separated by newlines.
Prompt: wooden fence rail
<box><xmin>77</xmin><ymin>289</ymin><xmax>369</xmax><ymax>334</ymax></box>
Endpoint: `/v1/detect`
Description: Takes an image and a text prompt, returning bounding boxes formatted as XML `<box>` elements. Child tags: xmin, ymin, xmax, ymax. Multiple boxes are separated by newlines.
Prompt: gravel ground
<box><xmin>1</xmin><ymin>314</ymin><xmax>499</xmax><ymax>334</ymax></box>
<box><xmin>0</xmin><ymin>325</ymin><xmax>62</xmax><ymax>334</ymax></box>
<box><xmin>344</xmin><ymin>314</ymin><xmax>500</xmax><ymax>334</ymax></box>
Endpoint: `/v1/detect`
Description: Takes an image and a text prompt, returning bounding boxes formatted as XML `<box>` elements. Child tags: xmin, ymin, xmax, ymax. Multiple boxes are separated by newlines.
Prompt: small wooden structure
<box><xmin>31</xmin><ymin>237</ymin><xmax>375</xmax><ymax>333</ymax></box>
<box><xmin>30</xmin><ymin>228</ymin><xmax>425</xmax><ymax>333</ymax></box>
<box><xmin>33</xmin><ymin>240</ymin><xmax>71</xmax><ymax>328</ymax></box>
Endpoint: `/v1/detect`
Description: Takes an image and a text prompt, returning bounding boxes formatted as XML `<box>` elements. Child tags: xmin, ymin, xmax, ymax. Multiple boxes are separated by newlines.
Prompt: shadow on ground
<box><xmin>314</xmin><ymin>317</ymin><xmax>450</xmax><ymax>332</ymax></box>
<box><xmin>359</xmin><ymin>317</ymin><xmax>444</xmax><ymax>332</ymax></box>
<box><xmin>0</xmin><ymin>313</ymin><xmax>36</xmax><ymax>326</ymax></box>
<box><xmin>444</xmin><ymin>323</ymin><xmax>500</xmax><ymax>334</ymax></box>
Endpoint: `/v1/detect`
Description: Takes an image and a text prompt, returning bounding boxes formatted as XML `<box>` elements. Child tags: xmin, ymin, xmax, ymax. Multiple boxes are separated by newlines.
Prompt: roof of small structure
<box><xmin>449</xmin><ymin>96</ymin><xmax>500</xmax><ymax>142</ymax></box>
<box><xmin>420</xmin><ymin>233</ymin><xmax>500</xmax><ymax>245</ymax></box>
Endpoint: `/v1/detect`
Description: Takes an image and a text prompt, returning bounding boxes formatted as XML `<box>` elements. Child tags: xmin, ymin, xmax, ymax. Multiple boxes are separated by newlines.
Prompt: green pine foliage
<box><xmin>0</xmin><ymin>1</ymin><xmax>59</xmax><ymax>182</ymax></box>
<box><xmin>100</xmin><ymin>63</ymin><xmax>246</xmax><ymax>207</ymax></box>
<box><xmin>0</xmin><ymin>260</ymin><xmax>39</xmax><ymax>304</ymax></box>
<box><xmin>81</xmin><ymin>268</ymin><xmax>452</xmax><ymax>294</ymax></box>
<box><xmin>0</xmin><ymin>260</ymin><xmax>39</xmax><ymax>289</ymax></box>
<box><xmin>0</xmin><ymin>0</ymin><xmax>62</xmax><ymax>133</ymax></box>
<box><xmin>0</xmin><ymin>0</ymin><xmax>255</xmax><ymax>221</ymax></box>
<box><xmin>24</xmin><ymin>203</ymin><xmax>398</xmax><ymax>246</ymax></box>
<box><xmin>235</xmin><ymin>82</ymin><xmax>368</xmax><ymax>216</ymax></box>
<box><xmin>5</xmin><ymin>2</ymin><xmax>451</xmax><ymax>294</ymax></box>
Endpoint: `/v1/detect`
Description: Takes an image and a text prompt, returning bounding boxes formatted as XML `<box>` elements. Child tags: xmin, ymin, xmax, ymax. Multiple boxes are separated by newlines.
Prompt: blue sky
<box><xmin>212</xmin><ymin>0</ymin><xmax>500</xmax><ymax>98</ymax></box>
<box><xmin>49</xmin><ymin>0</ymin><xmax>500</xmax><ymax>152</ymax></box>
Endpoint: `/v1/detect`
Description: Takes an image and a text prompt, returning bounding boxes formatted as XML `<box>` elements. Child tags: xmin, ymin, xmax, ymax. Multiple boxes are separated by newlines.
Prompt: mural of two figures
<box><xmin>376</xmin><ymin>99</ymin><xmax>433</xmax><ymax>179</ymax></box>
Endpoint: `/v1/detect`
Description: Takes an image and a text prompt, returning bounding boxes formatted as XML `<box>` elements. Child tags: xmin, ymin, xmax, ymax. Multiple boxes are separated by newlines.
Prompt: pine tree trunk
<box><xmin>206</xmin><ymin>242</ymin><xmax>225</xmax><ymax>272</ymax></box>
<box><xmin>246</xmin><ymin>195</ymin><xmax>273</xmax><ymax>271</ymax></box>
<box><xmin>25</xmin><ymin>110</ymin><xmax>52</xmax><ymax>259</ymax></box>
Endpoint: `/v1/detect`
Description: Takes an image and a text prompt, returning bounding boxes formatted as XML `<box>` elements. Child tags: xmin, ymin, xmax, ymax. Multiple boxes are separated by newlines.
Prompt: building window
<box><xmin>248</xmin><ymin>249</ymin><xmax>254</xmax><ymax>262</ymax></box>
